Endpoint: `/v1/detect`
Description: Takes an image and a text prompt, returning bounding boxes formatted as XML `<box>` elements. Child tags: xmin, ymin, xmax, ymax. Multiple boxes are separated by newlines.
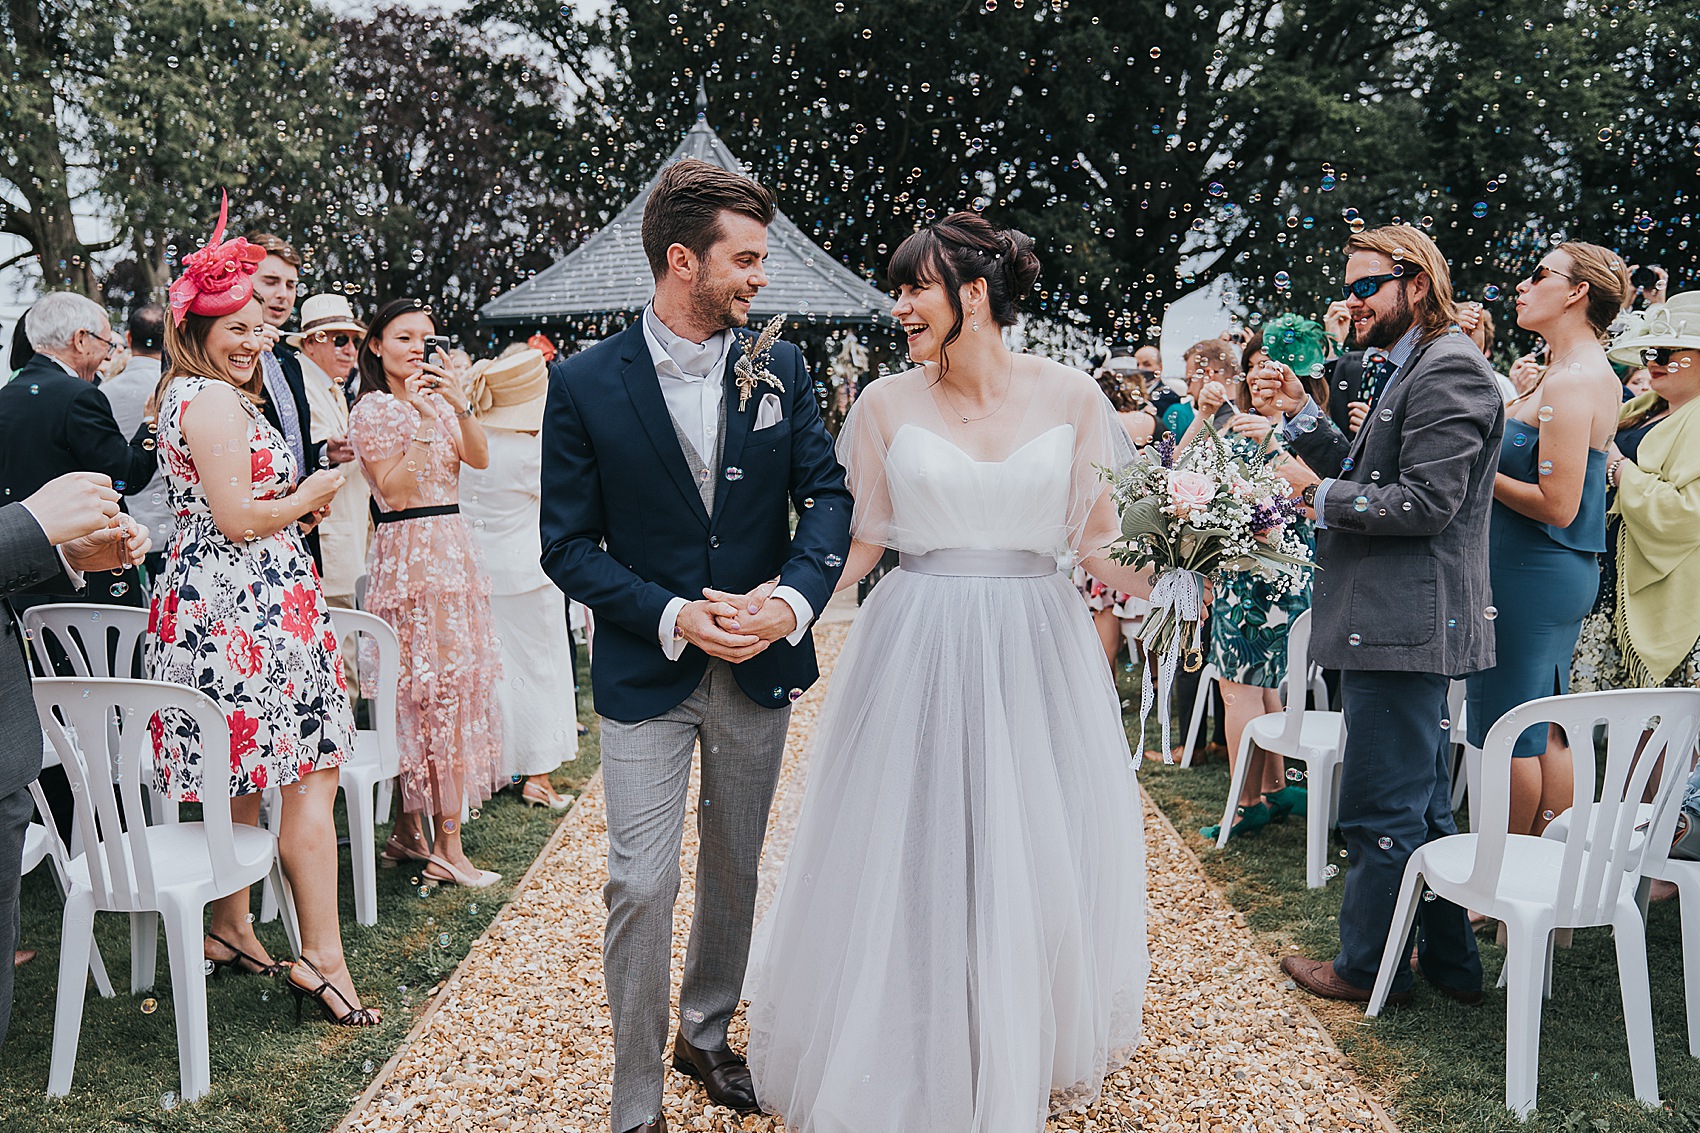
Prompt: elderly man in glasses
<box><xmin>287</xmin><ymin>294</ymin><xmax>370</xmax><ymax>612</ymax></box>
<box><xmin>0</xmin><ymin>291</ymin><xmax>158</xmax><ymax>609</ymax></box>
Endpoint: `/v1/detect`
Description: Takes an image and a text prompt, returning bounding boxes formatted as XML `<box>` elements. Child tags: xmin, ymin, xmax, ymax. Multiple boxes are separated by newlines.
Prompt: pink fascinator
<box><xmin>167</xmin><ymin>191</ymin><xmax>267</xmax><ymax>326</ymax></box>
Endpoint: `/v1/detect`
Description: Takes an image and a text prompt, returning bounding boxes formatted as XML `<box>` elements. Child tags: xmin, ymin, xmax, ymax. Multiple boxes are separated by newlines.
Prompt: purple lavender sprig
<box><xmin>1152</xmin><ymin>436</ymin><xmax>1176</xmax><ymax>469</ymax></box>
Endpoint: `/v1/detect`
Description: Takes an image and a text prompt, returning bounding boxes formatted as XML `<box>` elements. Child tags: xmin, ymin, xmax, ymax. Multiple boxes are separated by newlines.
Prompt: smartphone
<box><xmin>424</xmin><ymin>335</ymin><xmax>452</xmax><ymax>370</ymax></box>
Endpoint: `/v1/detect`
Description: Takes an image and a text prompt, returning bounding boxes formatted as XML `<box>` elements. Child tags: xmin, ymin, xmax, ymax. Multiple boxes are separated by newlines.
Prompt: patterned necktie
<box><xmin>1357</xmin><ymin>350</ymin><xmax>1398</xmax><ymax>407</ymax></box>
<box><xmin>260</xmin><ymin>350</ymin><xmax>306</xmax><ymax>468</ymax></box>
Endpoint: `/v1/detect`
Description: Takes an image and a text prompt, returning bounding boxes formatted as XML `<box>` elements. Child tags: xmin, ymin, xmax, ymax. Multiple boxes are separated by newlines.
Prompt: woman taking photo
<box><xmin>1464</xmin><ymin>242</ymin><xmax>1628</xmax><ymax>838</ymax></box>
<box><xmin>347</xmin><ymin>299</ymin><xmax>504</xmax><ymax>888</ymax></box>
<box><xmin>147</xmin><ymin>198</ymin><xmax>377</xmax><ymax>1025</ymax></box>
<box><xmin>1572</xmin><ymin>292</ymin><xmax>1700</xmax><ymax>693</ymax></box>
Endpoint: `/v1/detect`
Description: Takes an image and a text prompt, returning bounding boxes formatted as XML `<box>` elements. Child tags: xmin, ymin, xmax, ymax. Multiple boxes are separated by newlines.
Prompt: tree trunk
<box><xmin>3</xmin><ymin>0</ymin><xmax>104</xmax><ymax>296</ymax></box>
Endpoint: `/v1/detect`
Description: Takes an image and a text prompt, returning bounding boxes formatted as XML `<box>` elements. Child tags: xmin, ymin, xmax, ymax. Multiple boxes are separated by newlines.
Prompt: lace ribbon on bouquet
<box><xmin>1134</xmin><ymin>568</ymin><xmax>1205</xmax><ymax>766</ymax></box>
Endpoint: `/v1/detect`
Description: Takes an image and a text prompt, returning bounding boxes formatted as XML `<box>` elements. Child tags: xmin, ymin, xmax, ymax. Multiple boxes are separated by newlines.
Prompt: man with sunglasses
<box><xmin>1251</xmin><ymin>225</ymin><xmax>1504</xmax><ymax>1011</ymax></box>
<box><xmin>287</xmin><ymin>294</ymin><xmax>369</xmax><ymax>612</ymax></box>
<box><xmin>0</xmin><ymin>291</ymin><xmax>157</xmax><ymax>609</ymax></box>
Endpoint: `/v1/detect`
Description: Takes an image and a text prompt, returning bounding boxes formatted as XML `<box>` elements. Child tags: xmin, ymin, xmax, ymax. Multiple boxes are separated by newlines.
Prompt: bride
<box><xmin>743</xmin><ymin>212</ymin><xmax>1152</xmax><ymax>1131</ymax></box>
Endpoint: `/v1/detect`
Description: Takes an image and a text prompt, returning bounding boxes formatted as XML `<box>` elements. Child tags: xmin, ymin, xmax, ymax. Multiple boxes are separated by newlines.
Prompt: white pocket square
<box><xmin>753</xmin><ymin>392</ymin><xmax>784</xmax><ymax>430</ymax></box>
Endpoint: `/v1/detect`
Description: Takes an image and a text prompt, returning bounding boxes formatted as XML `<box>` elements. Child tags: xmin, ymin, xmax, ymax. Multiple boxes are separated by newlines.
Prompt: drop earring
<box><xmin>972</xmin><ymin>311</ymin><xmax>980</xmax><ymax>333</ymax></box>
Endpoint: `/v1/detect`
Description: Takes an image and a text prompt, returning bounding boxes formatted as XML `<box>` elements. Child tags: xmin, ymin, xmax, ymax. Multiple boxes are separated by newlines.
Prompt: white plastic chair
<box><xmin>257</xmin><ymin>609</ymin><xmax>401</xmax><ymax>928</ymax></box>
<box><xmin>36</xmin><ymin>677</ymin><xmax>295</xmax><ymax>1103</ymax></box>
<box><xmin>24</xmin><ymin>604</ymin><xmax>175</xmax><ymax>987</ymax></box>
<box><xmin>1542</xmin><ymin>732</ymin><xmax>1700</xmax><ymax>1055</ymax></box>
<box><xmin>1214</xmin><ymin>609</ymin><xmax>1346</xmax><ymax>888</ymax></box>
<box><xmin>1365</xmin><ymin>688</ymin><xmax>1700</xmax><ymax>1119</ymax></box>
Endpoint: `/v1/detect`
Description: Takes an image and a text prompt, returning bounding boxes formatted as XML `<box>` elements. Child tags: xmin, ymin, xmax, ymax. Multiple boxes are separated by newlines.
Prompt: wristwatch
<box><xmin>1300</xmin><ymin>482</ymin><xmax>1319</xmax><ymax>509</ymax></box>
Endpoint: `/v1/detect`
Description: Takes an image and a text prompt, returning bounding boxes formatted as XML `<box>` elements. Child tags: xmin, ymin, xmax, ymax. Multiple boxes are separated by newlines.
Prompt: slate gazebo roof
<box><xmin>479</xmin><ymin>92</ymin><xmax>892</xmax><ymax>329</ymax></box>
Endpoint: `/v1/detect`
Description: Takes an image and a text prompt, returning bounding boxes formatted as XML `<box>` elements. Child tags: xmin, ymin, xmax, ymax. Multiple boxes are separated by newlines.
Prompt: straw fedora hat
<box><xmin>1608</xmin><ymin>291</ymin><xmax>1700</xmax><ymax>367</ymax></box>
<box><xmin>467</xmin><ymin>348</ymin><xmax>548</xmax><ymax>431</ymax></box>
<box><xmin>285</xmin><ymin>294</ymin><xmax>368</xmax><ymax>348</ymax></box>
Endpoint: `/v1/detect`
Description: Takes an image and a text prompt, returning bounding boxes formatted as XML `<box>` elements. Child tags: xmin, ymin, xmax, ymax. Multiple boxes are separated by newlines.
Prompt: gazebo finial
<box><xmin>696</xmin><ymin>76</ymin><xmax>709</xmax><ymax>121</ymax></box>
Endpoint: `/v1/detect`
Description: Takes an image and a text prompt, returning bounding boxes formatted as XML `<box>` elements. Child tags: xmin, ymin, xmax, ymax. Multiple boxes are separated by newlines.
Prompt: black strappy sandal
<box><xmin>206</xmin><ymin>932</ymin><xmax>290</xmax><ymax>977</ymax></box>
<box><xmin>287</xmin><ymin>957</ymin><xmax>381</xmax><ymax>1027</ymax></box>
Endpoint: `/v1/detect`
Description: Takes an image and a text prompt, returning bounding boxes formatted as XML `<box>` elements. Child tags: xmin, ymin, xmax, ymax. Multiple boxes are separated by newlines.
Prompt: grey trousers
<box><xmin>599</xmin><ymin>660</ymin><xmax>789</xmax><ymax>1132</ymax></box>
<box><xmin>0</xmin><ymin>782</ymin><xmax>34</xmax><ymax>1049</ymax></box>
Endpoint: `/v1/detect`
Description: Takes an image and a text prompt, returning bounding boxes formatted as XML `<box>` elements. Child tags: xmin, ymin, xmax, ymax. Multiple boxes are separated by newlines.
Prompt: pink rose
<box><xmin>1168</xmin><ymin>469</ymin><xmax>1216</xmax><ymax>516</ymax></box>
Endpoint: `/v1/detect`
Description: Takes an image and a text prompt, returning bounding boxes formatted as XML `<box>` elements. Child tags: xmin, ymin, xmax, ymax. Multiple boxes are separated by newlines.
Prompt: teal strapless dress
<box><xmin>1465</xmin><ymin>418</ymin><xmax>1607</xmax><ymax>758</ymax></box>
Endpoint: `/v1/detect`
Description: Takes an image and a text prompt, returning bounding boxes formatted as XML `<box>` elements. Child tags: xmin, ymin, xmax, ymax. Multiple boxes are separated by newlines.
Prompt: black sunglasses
<box><xmin>1528</xmin><ymin>265</ymin><xmax>1573</xmax><ymax>285</ymax></box>
<box><xmin>1340</xmin><ymin>272</ymin><xmax>1406</xmax><ymax>301</ymax></box>
<box><xmin>312</xmin><ymin>332</ymin><xmax>357</xmax><ymax>348</ymax></box>
<box><xmin>1643</xmin><ymin>347</ymin><xmax>1675</xmax><ymax>365</ymax></box>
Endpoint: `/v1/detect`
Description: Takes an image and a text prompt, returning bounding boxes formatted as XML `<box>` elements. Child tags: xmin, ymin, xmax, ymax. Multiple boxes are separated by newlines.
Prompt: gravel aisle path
<box><xmin>341</xmin><ymin>622</ymin><xmax>1397</xmax><ymax>1133</ymax></box>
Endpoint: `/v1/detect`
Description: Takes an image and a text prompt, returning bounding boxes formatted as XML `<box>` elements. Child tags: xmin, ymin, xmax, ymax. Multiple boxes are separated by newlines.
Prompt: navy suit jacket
<box><xmin>540</xmin><ymin>320</ymin><xmax>853</xmax><ymax>722</ymax></box>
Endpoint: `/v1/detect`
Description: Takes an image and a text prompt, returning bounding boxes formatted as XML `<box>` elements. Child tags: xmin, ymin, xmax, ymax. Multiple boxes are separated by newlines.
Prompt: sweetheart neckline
<box><xmin>890</xmin><ymin>422</ymin><xmax>1073</xmax><ymax>465</ymax></box>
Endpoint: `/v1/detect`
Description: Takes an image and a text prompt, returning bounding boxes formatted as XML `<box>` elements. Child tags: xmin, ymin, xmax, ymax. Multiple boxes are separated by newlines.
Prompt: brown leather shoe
<box><xmin>672</xmin><ymin>1033</ymin><xmax>758</xmax><ymax>1113</ymax></box>
<box><xmin>1281</xmin><ymin>955</ymin><xmax>1411</xmax><ymax>1007</ymax></box>
<box><xmin>620</xmin><ymin>1118</ymin><xmax>665</xmax><ymax>1133</ymax></box>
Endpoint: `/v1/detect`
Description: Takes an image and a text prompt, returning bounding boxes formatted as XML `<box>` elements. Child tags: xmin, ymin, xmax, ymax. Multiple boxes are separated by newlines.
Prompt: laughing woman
<box><xmin>147</xmin><ymin>202</ymin><xmax>378</xmax><ymax>1025</ymax></box>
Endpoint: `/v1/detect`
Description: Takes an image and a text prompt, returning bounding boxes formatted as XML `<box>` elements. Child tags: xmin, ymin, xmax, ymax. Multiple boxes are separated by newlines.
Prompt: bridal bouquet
<box><xmin>1108</xmin><ymin>424</ymin><xmax>1313</xmax><ymax>762</ymax></box>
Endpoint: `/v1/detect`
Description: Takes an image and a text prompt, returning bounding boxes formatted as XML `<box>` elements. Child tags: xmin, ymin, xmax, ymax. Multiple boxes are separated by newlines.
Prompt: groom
<box><xmin>540</xmin><ymin>158</ymin><xmax>852</xmax><ymax>1133</ymax></box>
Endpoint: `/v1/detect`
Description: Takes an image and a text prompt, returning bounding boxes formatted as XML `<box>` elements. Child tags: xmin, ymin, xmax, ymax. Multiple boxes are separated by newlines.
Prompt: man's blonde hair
<box><xmin>1344</xmin><ymin>225</ymin><xmax>1458</xmax><ymax>341</ymax></box>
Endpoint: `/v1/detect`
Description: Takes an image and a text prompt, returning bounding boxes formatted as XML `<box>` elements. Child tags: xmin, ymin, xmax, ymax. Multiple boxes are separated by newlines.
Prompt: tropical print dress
<box><xmin>1207</xmin><ymin>432</ymin><xmax>1314</xmax><ymax>688</ymax></box>
<box><xmin>146</xmin><ymin>374</ymin><xmax>355</xmax><ymax>801</ymax></box>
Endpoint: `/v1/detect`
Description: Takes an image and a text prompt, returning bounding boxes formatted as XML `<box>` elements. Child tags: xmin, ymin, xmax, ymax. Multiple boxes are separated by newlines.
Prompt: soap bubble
<box><xmin>141</xmin><ymin>997</ymin><xmax>158</xmax><ymax>1014</ymax></box>
<box><xmin>1348</xmin><ymin>633</ymin><xmax>1362</xmax><ymax>646</ymax></box>
<box><xmin>1377</xmin><ymin>836</ymin><xmax>1393</xmax><ymax>850</ymax></box>
<box><xmin>1483</xmin><ymin>606</ymin><xmax>1498</xmax><ymax>620</ymax></box>
<box><xmin>1472</xmin><ymin>202</ymin><xmax>1489</xmax><ymax>219</ymax></box>
<box><xmin>1484</xmin><ymin>285</ymin><xmax>1501</xmax><ymax>300</ymax></box>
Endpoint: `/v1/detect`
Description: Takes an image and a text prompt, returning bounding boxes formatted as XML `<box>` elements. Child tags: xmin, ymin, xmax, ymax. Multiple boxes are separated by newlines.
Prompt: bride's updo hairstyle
<box><xmin>888</xmin><ymin>211</ymin><xmax>1041</xmax><ymax>378</ymax></box>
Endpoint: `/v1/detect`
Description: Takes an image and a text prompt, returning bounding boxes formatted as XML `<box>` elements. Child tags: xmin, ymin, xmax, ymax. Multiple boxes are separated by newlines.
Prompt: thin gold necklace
<box><xmin>941</xmin><ymin>354</ymin><xmax>1016</xmax><ymax>423</ymax></box>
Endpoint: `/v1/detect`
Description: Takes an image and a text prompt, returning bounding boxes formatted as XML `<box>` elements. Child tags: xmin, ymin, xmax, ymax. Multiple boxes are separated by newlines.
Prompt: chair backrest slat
<box><xmin>34</xmin><ymin>678</ymin><xmax>239</xmax><ymax>909</ymax></box>
<box><xmin>23</xmin><ymin>604</ymin><xmax>150</xmax><ymax>679</ymax></box>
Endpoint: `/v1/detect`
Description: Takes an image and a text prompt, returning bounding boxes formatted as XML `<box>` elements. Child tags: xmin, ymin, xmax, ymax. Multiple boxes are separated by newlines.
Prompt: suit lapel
<box><xmin>619</xmin><ymin>324</ymin><xmax>710</xmax><ymax>529</ymax></box>
<box><xmin>712</xmin><ymin>336</ymin><xmax>751</xmax><ymax>527</ymax></box>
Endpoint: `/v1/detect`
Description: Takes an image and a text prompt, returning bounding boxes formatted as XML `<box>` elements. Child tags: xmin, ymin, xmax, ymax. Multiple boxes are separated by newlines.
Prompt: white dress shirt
<box><xmin>640</xmin><ymin>305</ymin><xmax>814</xmax><ymax>660</ymax></box>
<box><xmin>298</xmin><ymin>354</ymin><xmax>368</xmax><ymax>600</ymax></box>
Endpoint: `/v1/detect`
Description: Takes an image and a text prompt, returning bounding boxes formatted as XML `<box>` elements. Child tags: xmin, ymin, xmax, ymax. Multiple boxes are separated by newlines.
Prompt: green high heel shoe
<box><xmin>1266</xmin><ymin>785</ymin><xmax>1308</xmax><ymax>820</ymax></box>
<box><xmin>1201</xmin><ymin>801</ymin><xmax>1272</xmax><ymax>842</ymax></box>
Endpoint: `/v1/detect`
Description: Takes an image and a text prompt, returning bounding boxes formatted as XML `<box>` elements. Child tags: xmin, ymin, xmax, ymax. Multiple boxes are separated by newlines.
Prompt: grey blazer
<box><xmin>1309</xmin><ymin>330</ymin><xmax>1506</xmax><ymax>675</ymax></box>
<box><xmin>0</xmin><ymin>503</ymin><xmax>70</xmax><ymax>797</ymax></box>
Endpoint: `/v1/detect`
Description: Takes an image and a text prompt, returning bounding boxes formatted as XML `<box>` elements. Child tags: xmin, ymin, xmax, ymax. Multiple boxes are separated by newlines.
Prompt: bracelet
<box><xmin>456</xmin><ymin>403</ymin><xmax>474</xmax><ymax>419</ymax></box>
<box><xmin>410</xmin><ymin>433</ymin><xmax>438</xmax><ymax>445</ymax></box>
<box><xmin>1607</xmin><ymin>457</ymin><xmax>1624</xmax><ymax>488</ymax></box>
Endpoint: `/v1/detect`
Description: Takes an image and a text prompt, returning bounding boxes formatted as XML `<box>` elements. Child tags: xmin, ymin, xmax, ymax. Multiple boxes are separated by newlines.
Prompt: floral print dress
<box><xmin>146</xmin><ymin>375</ymin><xmax>354</xmax><ymax>801</ymax></box>
<box><xmin>347</xmin><ymin>392</ymin><xmax>503</xmax><ymax>817</ymax></box>
<box><xmin>1206</xmin><ymin>431</ymin><xmax>1314</xmax><ymax>689</ymax></box>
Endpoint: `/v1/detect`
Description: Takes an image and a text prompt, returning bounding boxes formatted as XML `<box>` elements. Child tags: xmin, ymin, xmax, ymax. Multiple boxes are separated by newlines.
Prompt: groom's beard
<box><xmin>690</xmin><ymin>277</ymin><xmax>754</xmax><ymax>332</ymax></box>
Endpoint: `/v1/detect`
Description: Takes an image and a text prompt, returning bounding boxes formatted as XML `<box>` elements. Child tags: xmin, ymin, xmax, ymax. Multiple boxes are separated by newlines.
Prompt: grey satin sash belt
<box><xmin>899</xmin><ymin>549</ymin><xmax>1058</xmax><ymax>578</ymax></box>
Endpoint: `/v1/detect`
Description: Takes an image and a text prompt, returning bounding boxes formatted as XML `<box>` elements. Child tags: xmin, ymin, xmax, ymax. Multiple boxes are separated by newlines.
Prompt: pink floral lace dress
<box><xmin>146</xmin><ymin>375</ymin><xmax>354</xmax><ymax>801</ymax></box>
<box><xmin>347</xmin><ymin>391</ymin><xmax>503</xmax><ymax>816</ymax></box>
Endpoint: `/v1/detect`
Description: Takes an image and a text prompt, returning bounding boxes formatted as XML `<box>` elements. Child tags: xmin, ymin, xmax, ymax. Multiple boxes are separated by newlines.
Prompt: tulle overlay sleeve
<box><xmin>834</xmin><ymin>380</ymin><xmax>900</xmax><ymax>549</ymax></box>
<box><xmin>1064</xmin><ymin>370</ymin><xmax>1142</xmax><ymax>560</ymax></box>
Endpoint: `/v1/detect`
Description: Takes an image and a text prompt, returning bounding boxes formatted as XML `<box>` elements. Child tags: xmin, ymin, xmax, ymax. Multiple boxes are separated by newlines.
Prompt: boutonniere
<box><xmin>734</xmin><ymin>314</ymin><xmax>787</xmax><ymax>411</ymax></box>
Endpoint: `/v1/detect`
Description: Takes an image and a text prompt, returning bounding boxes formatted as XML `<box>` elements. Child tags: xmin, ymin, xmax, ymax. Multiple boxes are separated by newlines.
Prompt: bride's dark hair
<box><xmin>888</xmin><ymin>211</ymin><xmax>1041</xmax><ymax>379</ymax></box>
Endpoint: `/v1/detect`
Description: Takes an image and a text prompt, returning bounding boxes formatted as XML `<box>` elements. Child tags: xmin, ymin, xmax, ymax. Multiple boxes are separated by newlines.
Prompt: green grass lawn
<box><xmin>1131</xmin><ymin>677</ymin><xmax>1700</xmax><ymax>1133</ymax></box>
<box><xmin>0</xmin><ymin>680</ymin><xmax>600</xmax><ymax>1133</ymax></box>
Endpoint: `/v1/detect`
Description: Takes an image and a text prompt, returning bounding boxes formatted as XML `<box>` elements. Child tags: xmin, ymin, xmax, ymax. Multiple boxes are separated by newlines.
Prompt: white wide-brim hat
<box><xmin>1608</xmin><ymin>292</ymin><xmax>1700</xmax><ymax>366</ymax></box>
<box><xmin>467</xmin><ymin>348</ymin><xmax>548</xmax><ymax>431</ymax></box>
<box><xmin>286</xmin><ymin>293</ymin><xmax>367</xmax><ymax>349</ymax></box>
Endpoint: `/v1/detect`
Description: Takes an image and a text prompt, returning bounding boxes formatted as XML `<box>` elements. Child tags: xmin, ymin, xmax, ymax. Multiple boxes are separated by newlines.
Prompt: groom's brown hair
<box><xmin>642</xmin><ymin>158</ymin><xmax>776</xmax><ymax>281</ymax></box>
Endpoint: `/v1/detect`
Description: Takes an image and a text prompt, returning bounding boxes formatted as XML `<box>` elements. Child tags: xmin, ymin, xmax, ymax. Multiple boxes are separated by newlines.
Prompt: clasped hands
<box><xmin>676</xmin><ymin>578</ymin><xmax>796</xmax><ymax>663</ymax></box>
<box><xmin>24</xmin><ymin>472</ymin><xmax>152</xmax><ymax>574</ymax></box>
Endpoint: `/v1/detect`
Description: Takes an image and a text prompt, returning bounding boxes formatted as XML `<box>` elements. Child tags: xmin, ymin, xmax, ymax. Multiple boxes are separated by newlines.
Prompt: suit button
<box><xmin>709</xmin><ymin>536</ymin><xmax>720</xmax><ymax>549</ymax></box>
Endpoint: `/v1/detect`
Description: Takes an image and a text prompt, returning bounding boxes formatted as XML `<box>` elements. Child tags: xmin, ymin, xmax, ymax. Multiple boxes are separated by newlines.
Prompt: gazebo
<box><xmin>478</xmin><ymin>87</ymin><xmax>892</xmax><ymax>333</ymax></box>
